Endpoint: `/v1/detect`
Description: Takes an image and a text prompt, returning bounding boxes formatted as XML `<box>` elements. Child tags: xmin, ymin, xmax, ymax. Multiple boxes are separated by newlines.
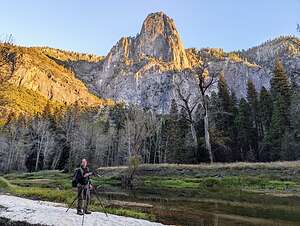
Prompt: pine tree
<box><xmin>164</xmin><ymin>99</ymin><xmax>184</xmax><ymax>163</ymax></box>
<box><xmin>247</xmin><ymin>80</ymin><xmax>260</xmax><ymax>129</ymax></box>
<box><xmin>229</xmin><ymin>90</ymin><xmax>239</xmax><ymax>161</ymax></box>
<box><xmin>268</xmin><ymin>96</ymin><xmax>286</xmax><ymax>160</ymax></box>
<box><xmin>217</xmin><ymin>73</ymin><xmax>231</xmax><ymax>114</ymax></box>
<box><xmin>230</xmin><ymin>90</ymin><xmax>238</xmax><ymax>118</ymax></box>
<box><xmin>267</xmin><ymin>58</ymin><xmax>293</xmax><ymax>160</ymax></box>
<box><xmin>271</xmin><ymin>58</ymin><xmax>292</xmax><ymax>108</ymax></box>
<box><xmin>246</xmin><ymin>80</ymin><xmax>261</xmax><ymax>160</ymax></box>
<box><xmin>216</xmin><ymin>73</ymin><xmax>232</xmax><ymax>134</ymax></box>
<box><xmin>236</xmin><ymin>98</ymin><xmax>255</xmax><ymax>161</ymax></box>
<box><xmin>259</xmin><ymin>86</ymin><xmax>273</xmax><ymax>133</ymax></box>
<box><xmin>281</xmin><ymin>87</ymin><xmax>300</xmax><ymax>160</ymax></box>
<box><xmin>215</xmin><ymin>75</ymin><xmax>238</xmax><ymax>160</ymax></box>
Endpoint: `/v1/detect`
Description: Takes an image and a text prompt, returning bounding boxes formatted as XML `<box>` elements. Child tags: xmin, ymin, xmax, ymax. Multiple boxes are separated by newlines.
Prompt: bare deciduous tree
<box><xmin>0</xmin><ymin>116</ymin><xmax>27</xmax><ymax>172</ymax></box>
<box><xmin>123</xmin><ymin>106</ymin><xmax>158</xmax><ymax>188</ymax></box>
<box><xmin>28</xmin><ymin>117</ymin><xmax>55</xmax><ymax>171</ymax></box>
<box><xmin>194</xmin><ymin>60</ymin><xmax>220</xmax><ymax>163</ymax></box>
<box><xmin>174</xmin><ymin>75</ymin><xmax>199</xmax><ymax>146</ymax></box>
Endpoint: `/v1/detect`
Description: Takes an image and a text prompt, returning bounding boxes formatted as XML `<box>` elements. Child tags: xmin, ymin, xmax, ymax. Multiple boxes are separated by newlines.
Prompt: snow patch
<box><xmin>0</xmin><ymin>195</ymin><xmax>165</xmax><ymax>226</ymax></box>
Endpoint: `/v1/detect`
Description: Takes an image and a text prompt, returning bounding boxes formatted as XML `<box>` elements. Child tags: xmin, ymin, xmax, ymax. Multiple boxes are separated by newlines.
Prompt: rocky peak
<box><xmin>104</xmin><ymin>12</ymin><xmax>190</xmax><ymax>70</ymax></box>
<box><xmin>135</xmin><ymin>12</ymin><xmax>190</xmax><ymax>68</ymax></box>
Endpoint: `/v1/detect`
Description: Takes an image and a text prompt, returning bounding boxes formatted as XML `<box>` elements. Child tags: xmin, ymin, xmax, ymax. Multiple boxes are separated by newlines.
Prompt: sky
<box><xmin>0</xmin><ymin>0</ymin><xmax>299</xmax><ymax>55</ymax></box>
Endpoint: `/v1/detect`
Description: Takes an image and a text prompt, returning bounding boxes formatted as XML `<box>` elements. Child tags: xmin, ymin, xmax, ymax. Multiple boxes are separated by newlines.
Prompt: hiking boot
<box><xmin>77</xmin><ymin>210</ymin><xmax>84</xmax><ymax>215</ymax></box>
<box><xmin>84</xmin><ymin>210</ymin><xmax>92</xmax><ymax>214</ymax></box>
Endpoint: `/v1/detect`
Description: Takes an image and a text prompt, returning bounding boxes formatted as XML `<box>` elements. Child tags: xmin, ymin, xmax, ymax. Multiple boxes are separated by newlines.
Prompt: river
<box><xmin>100</xmin><ymin>186</ymin><xmax>300</xmax><ymax>226</ymax></box>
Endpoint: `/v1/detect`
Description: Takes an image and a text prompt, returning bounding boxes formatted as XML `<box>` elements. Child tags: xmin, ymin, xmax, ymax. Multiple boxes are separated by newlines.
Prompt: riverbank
<box><xmin>96</xmin><ymin>161</ymin><xmax>300</xmax><ymax>178</ymax></box>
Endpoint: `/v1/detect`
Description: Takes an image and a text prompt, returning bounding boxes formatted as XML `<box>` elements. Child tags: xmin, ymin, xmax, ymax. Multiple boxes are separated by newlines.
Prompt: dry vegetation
<box><xmin>0</xmin><ymin>83</ymin><xmax>63</xmax><ymax>119</ymax></box>
<box><xmin>98</xmin><ymin>161</ymin><xmax>300</xmax><ymax>171</ymax></box>
<box><xmin>38</xmin><ymin>47</ymin><xmax>105</xmax><ymax>63</ymax></box>
<box><xmin>0</xmin><ymin>44</ymin><xmax>114</xmax><ymax>122</ymax></box>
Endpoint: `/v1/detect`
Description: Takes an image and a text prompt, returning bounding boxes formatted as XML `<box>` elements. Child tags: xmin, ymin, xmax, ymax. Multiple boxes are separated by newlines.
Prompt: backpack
<box><xmin>71</xmin><ymin>168</ymin><xmax>82</xmax><ymax>188</ymax></box>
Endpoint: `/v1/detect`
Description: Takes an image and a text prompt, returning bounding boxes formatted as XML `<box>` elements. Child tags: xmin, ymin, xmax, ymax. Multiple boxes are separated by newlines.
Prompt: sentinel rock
<box><xmin>71</xmin><ymin>13</ymin><xmax>299</xmax><ymax>113</ymax></box>
<box><xmin>103</xmin><ymin>12</ymin><xmax>190</xmax><ymax>70</ymax></box>
<box><xmin>135</xmin><ymin>12</ymin><xmax>190</xmax><ymax>69</ymax></box>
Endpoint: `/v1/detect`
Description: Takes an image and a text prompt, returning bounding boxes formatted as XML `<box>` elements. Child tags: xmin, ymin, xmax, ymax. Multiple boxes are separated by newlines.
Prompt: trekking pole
<box><xmin>93</xmin><ymin>186</ymin><xmax>108</xmax><ymax>217</ymax></box>
<box><xmin>66</xmin><ymin>187</ymin><xmax>83</xmax><ymax>213</ymax></box>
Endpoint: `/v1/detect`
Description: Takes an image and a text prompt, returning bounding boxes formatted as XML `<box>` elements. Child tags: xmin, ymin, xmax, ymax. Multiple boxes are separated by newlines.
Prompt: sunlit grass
<box><xmin>143</xmin><ymin>176</ymin><xmax>300</xmax><ymax>191</ymax></box>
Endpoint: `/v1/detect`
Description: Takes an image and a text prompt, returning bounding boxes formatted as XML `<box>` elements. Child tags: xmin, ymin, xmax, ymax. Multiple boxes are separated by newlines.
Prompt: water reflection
<box><xmin>100</xmin><ymin>187</ymin><xmax>300</xmax><ymax>226</ymax></box>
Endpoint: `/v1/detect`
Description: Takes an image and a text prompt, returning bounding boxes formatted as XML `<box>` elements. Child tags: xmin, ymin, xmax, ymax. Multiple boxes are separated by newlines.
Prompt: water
<box><xmin>100</xmin><ymin>186</ymin><xmax>300</xmax><ymax>226</ymax></box>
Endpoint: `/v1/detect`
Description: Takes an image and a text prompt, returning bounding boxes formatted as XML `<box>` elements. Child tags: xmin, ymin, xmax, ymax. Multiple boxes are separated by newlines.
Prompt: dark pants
<box><xmin>77</xmin><ymin>185</ymin><xmax>90</xmax><ymax>212</ymax></box>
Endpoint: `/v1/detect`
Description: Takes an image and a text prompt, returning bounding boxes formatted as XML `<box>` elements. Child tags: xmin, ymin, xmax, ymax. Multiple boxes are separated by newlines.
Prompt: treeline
<box><xmin>0</xmin><ymin>59</ymin><xmax>299</xmax><ymax>172</ymax></box>
<box><xmin>209</xmin><ymin>58</ymin><xmax>299</xmax><ymax>162</ymax></box>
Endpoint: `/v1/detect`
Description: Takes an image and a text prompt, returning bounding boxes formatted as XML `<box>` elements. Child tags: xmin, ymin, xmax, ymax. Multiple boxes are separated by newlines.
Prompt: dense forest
<box><xmin>0</xmin><ymin>58</ymin><xmax>299</xmax><ymax>172</ymax></box>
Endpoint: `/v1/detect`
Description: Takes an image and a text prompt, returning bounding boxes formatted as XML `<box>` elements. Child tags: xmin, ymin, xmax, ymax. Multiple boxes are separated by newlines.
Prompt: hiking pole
<box><xmin>66</xmin><ymin>187</ymin><xmax>83</xmax><ymax>213</ymax></box>
<box><xmin>93</xmin><ymin>186</ymin><xmax>108</xmax><ymax>217</ymax></box>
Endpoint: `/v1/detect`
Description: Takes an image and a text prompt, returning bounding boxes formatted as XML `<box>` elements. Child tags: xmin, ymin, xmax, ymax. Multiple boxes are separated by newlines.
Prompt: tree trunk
<box><xmin>35</xmin><ymin>148</ymin><xmax>41</xmax><ymax>171</ymax></box>
<box><xmin>190</xmin><ymin>123</ymin><xmax>198</xmax><ymax>146</ymax></box>
<box><xmin>6</xmin><ymin>146</ymin><xmax>12</xmax><ymax>172</ymax></box>
<box><xmin>203</xmin><ymin>101</ymin><xmax>213</xmax><ymax>163</ymax></box>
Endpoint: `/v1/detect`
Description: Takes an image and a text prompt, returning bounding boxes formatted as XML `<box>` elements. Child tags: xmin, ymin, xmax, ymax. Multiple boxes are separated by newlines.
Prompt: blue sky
<box><xmin>1</xmin><ymin>0</ymin><xmax>299</xmax><ymax>55</ymax></box>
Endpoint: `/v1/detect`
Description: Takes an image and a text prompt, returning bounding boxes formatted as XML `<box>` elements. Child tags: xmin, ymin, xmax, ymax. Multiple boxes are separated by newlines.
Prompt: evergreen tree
<box><xmin>267</xmin><ymin>58</ymin><xmax>293</xmax><ymax>160</ymax></box>
<box><xmin>247</xmin><ymin>80</ymin><xmax>260</xmax><ymax>130</ymax></box>
<box><xmin>215</xmin><ymin>75</ymin><xmax>238</xmax><ymax>161</ymax></box>
<box><xmin>268</xmin><ymin>96</ymin><xmax>286</xmax><ymax>160</ymax></box>
<box><xmin>217</xmin><ymin>73</ymin><xmax>231</xmax><ymax>114</ymax></box>
<box><xmin>271</xmin><ymin>58</ymin><xmax>292</xmax><ymax>108</ymax></box>
<box><xmin>229</xmin><ymin>90</ymin><xmax>238</xmax><ymax>120</ymax></box>
<box><xmin>246</xmin><ymin>79</ymin><xmax>261</xmax><ymax>160</ymax></box>
<box><xmin>259</xmin><ymin>86</ymin><xmax>273</xmax><ymax>133</ymax></box>
<box><xmin>216</xmin><ymin>73</ymin><xmax>232</xmax><ymax>134</ymax></box>
<box><xmin>164</xmin><ymin>99</ymin><xmax>185</xmax><ymax>163</ymax></box>
<box><xmin>229</xmin><ymin>90</ymin><xmax>239</xmax><ymax>161</ymax></box>
<box><xmin>281</xmin><ymin>87</ymin><xmax>300</xmax><ymax>160</ymax></box>
<box><xmin>236</xmin><ymin>98</ymin><xmax>255</xmax><ymax>161</ymax></box>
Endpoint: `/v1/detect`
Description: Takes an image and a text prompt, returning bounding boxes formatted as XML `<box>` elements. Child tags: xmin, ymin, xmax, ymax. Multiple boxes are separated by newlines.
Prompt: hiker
<box><xmin>75</xmin><ymin>158</ymin><xmax>94</xmax><ymax>215</ymax></box>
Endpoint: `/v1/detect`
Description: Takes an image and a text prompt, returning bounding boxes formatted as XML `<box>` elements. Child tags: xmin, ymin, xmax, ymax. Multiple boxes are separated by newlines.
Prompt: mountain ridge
<box><xmin>0</xmin><ymin>12</ymin><xmax>299</xmax><ymax>117</ymax></box>
<box><xmin>0</xmin><ymin>44</ymin><xmax>112</xmax><ymax>120</ymax></box>
<box><xmin>70</xmin><ymin>12</ymin><xmax>298</xmax><ymax>112</ymax></box>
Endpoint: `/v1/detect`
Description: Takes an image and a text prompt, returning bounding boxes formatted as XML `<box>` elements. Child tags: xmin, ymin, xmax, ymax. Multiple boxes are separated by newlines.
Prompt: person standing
<box><xmin>75</xmin><ymin>158</ymin><xmax>93</xmax><ymax>215</ymax></box>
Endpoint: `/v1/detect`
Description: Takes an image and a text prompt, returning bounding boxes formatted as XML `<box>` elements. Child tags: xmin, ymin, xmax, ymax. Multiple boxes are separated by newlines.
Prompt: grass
<box><xmin>143</xmin><ymin>176</ymin><xmax>300</xmax><ymax>192</ymax></box>
<box><xmin>140</xmin><ymin>161</ymin><xmax>300</xmax><ymax>170</ymax></box>
<box><xmin>0</xmin><ymin>176</ymin><xmax>73</xmax><ymax>203</ymax></box>
<box><xmin>96</xmin><ymin>161</ymin><xmax>300</xmax><ymax>175</ymax></box>
<box><xmin>0</xmin><ymin>171</ymin><xmax>155</xmax><ymax>221</ymax></box>
<box><xmin>144</xmin><ymin>177</ymin><xmax>200</xmax><ymax>189</ymax></box>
